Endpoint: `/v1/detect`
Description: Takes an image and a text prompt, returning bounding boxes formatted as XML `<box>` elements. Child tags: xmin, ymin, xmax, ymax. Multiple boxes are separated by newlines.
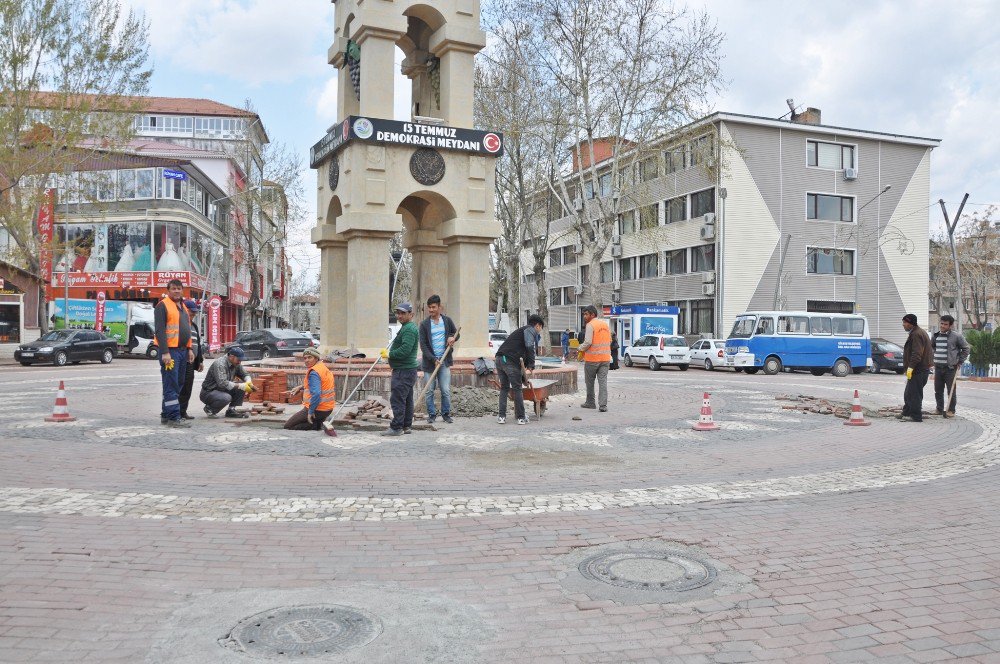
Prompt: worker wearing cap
<box><xmin>285</xmin><ymin>348</ymin><xmax>336</xmax><ymax>430</ymax></box>
<box><xmin>154</xmin><ymin>279</ymin><xmax>194</xmax><ymax>427</ymax></box>
<box><xmin>199</xmin><ymin>346</ymin><xmax>254</xmax><ymax>418</ymax></box>
<box><xmin>383</xmin><ymin>302</ymin><xmax>419</xmax><ymax>436</ymax></box>
<box><xmin>177</xmin><ymin>298</ymin><xmax>205</xmax><ymax>421</ymax></box>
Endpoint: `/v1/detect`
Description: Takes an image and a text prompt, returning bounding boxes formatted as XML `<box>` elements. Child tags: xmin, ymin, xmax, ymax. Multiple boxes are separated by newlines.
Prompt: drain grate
<box><xmin>221</xmin><ymin>605</ymin><xmax>382</xmax><ymax>658</ymax></box>
<box><xmin>578</xmin><ymin>550</ymin><xmax>717</xmax><ymax>592</ymax></box>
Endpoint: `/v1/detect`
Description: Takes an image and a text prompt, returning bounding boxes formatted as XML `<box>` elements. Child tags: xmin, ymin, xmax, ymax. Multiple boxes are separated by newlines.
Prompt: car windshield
<box><xmin>38</xmin><ymin>330</ymin><xmax>74</xmax><ymax>342</ymax></box>
<box><xmin>713</xmin><ymin>341</ymin><xmax>725</xmax><ymax>348</ymax></box>
<box><xmin>663</xmin><ymin>337</ymin><xmax>686</xmax><ymax>347</ymax></box>
<box><xmin>269</xmin><ymin>329</ymin><xmax>304</xmax><ymax>339</ymax></box>
<box><xmin>729</xmin><ymin>316</ymin><xmax>757</xmax><ymax>339</ymax></box>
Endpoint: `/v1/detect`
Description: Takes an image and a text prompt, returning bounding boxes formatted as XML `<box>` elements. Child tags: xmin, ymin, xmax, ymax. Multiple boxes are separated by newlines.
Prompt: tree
<box><xmin>487</xmin><ymin>0</ymin><xmax>724</xmax><ymax>311</ymax></box>
<box><xmin>0</xmin><ymin>0</ymin><xmax>151</xmax><ymax>329</ymax></box>
<box><xmin>930</xmin><ymin>206</ymin><xmax>999</xmax><ymax>330</ymax></box>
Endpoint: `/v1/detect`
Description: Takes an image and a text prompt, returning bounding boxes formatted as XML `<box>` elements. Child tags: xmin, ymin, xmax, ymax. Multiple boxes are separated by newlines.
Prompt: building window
<box><xmin>691</xmin><ymin>244</ymin><xmax>715</xmax><ymax>272</ymax></box>
<box><xmin>548</xmin><ymin>248</ymin><xmax>563</xmax><ymax>267</ymax></box>
<box><xmin>118</xmin><ymin>170</ymin><xmax>137</xmax><ymax>200</ymax></box>
<box><xmin>664</xmin><ymin>146</ymin><xmax>687</xmax><ymax>174</ymax></box>
<box><xmin>562</xmin><ymin>246</ymin><xmax>576</xmax><ymax>265</ymax></box>
<box><xmin>807</xmin><ymin>140</ymin><xmax>855</xmax><ymax>170</ymax></box>
<box><xmin>579</xmin><ymin>264</ymin><xmax>589</xmax><ymax>285</ymax></box>
<box><xmin>664</xmin><ymin>248</ymin><xmax>687</xmax><ymax>275</ymax></box>
<box><xmin>807</xmin><ymin>193</ymin><xmax>854</xmax><ymax>222</ymax></box>
<box><xmin>639</xmin><ymin>157</ymin><xmax>658</xmax><ymax>182</ymax></box>
<box><xmin>691</xmin><ymin>299</ymin><xmax>714</xmax><ymax>334</ymax></box>
<box><xmin>600</xmin><ymin>261</ymin><xmax>614</xmax><ymax>283</ymax></box>
<box><xmin>620</xmin><ymin>257</ymin><xmax>635</xmax><ymax>281</ymax></box>
<box><xmin>549</xmin><ymin>246</ymin><xmax>575</xmax><ymax>267</ymax></box>
<box><xmin>665</xmin><ymin>195</ymin><xmax>687</xmax><ymax>224</ymax></box>
<box><xmin>689</xmin><ymin>134</ymin><xmax>714</xmax><ymax>167</ymax></box>
<box><xmin>598</xmin><ymin>172</ymin><xmax>613</xmax><ymax>197</ymax></box>
<box><xmin>584</xmin><ymin>180</ymin><xmax>595</xmax><ymax>199</ymax></box>
<box><xmin>690</xmin><ymin>188</ymin><xmax>715</xmax><ymax>218</ymax></box>
<box><xmin>638</xmin><ymin>253</ymin><xmax>658</xmax><ymax>278</ymax></box>
<box><xmin>638</xmin><ymin>202</ymin><xmax>659</xmax><ymax>230</ymax></box>
<box><xmin>549</xmin><ymin>288</ymin><xmax>561</xmax><ymax>306</ymax></box>
<box><xmin>807</xmin><ymin>247</ymin><xmax>854</xmax><ymax>275</ymax></box>
<box><xmin>549</xmin><ymin>287</ymin><xmax>576</xmax><ymax>306</ymax></box>
<box><xmin>619</xmin><ymin>211</ymin><xmax>636</xmax><ymax>235</ymax></box>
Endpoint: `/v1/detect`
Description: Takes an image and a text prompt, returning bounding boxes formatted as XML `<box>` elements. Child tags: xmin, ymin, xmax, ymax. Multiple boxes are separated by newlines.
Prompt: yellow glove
<box><xmin>380</xmin><ymin>349</ymin><xmax>388</xmax><ymax>360</ymax></box>
<box><xmin>165</xmin><ymin>359</ymin><xmax>175</xmax><ymax>371</ymax></box>
<box><xmin>245</xmin><ymin>377</ymin><xmax>253</xmax><ymax>387</ymax></box>
<box><xmin>242</xmin><ymin>382</ymin><xmax>253</xmax><ymax>393</ymax></box>
<box><xmin>905</xmin><ymin>368</ymin><xmax>913</xmax><ymax>380</ymax></box>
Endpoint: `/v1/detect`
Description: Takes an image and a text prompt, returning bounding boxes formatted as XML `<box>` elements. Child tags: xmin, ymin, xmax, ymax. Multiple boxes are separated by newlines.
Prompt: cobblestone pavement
<box><xmin>2</xmin><ymin>360</ymin><xmax>1000</xmax><ymax>663</ymax></box>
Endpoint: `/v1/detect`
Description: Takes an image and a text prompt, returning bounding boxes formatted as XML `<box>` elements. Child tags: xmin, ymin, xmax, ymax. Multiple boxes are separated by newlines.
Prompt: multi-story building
<box><xmin>521</xmin><ymin>108</ymin><xmax>939</xmax><ymax>347</ymax></box>
<box><xmin>1</xmin><ymin>94</ymin><xmax>290</xmax><ymax>346</ymax></box>
<box><xmin>290</xmin><ymin>295</ymin><xmax>321</xmax><ymax>333</ymax></box>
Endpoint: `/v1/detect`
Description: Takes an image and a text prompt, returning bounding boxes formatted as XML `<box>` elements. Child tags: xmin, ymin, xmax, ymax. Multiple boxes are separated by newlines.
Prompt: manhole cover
<box><xmin>578</xmin><ymin>550</ymin><xmax>717</xmax><ymax>592</ymax></box>
<box><xmin>221</xmin><ymin>605</ymin><xmax>382</xmax><ymax>658</ymax></box>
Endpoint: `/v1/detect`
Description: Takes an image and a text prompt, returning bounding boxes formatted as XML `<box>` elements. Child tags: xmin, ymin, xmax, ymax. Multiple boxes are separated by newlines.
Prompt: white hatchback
<box><xmin>623</xmin><ymin>334</ymin><xmax>690</xmax><ymax>371</ymax></box>
<box><xmin>689</xmin><ymin>339</ymin><xmax>727</xmax><ymax>370</ymax></box>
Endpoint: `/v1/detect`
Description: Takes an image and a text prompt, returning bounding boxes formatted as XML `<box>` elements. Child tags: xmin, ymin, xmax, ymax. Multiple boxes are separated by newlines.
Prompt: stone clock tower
<box><xmin>311</xmin><ymin>1</ymin><xmax>501</xmax><ymax>355</ymax></box>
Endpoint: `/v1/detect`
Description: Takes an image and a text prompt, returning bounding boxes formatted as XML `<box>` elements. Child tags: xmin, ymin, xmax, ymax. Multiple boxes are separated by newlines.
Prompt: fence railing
<box><xmin>961</xmin><ymin>362</ymin><xmax>1000</xmax><ymax>378</ymax></box>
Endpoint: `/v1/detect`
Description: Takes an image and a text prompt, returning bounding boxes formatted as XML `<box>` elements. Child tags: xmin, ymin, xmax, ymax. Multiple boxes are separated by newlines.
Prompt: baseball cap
<box><xmin>394</xmin><ymin>302</ymin><xmax>413</xmax><ymax>313</ymax></box>
<box><xmin>184</xmin><ymin>298</ymin><xmax>200</xmax><ymax>312</ymax></box>
<box><xmin>227</xmin><ymin>346</ymin><xmax>245</xmax><ymax>360</ymax></box>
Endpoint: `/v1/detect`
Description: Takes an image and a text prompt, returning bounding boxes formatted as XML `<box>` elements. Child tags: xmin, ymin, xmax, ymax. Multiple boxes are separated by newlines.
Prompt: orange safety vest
<box><xmin>583</xmin><ymin>318</ymin><xmax>612</xmax><ymax>363</ymax></box>
<box><xmin>152</xmin><ymin>297</ymin><xmax>192</xmax><ymax>349</ymax></box>
<box><xmin>304</xmin><ymin>361</ymin><xmax>336</xmax><ymax>412</ymax></box>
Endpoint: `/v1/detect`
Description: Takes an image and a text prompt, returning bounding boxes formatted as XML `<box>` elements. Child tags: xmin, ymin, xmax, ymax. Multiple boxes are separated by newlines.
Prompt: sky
<box><xmin>120</xmin><ymin>0</ymin><xmax>999</xmax><ymax>283</ymax></box>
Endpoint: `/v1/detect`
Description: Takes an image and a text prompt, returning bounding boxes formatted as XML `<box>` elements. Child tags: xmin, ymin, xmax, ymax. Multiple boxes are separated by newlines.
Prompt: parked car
<box><xmin>15</xmin><ymin>329</ymin><xmax>118</xmax><ymax>366</ymax></box>
<box><xmin>623</xmin><ymin>334</ymin><xmax>690</xmax><ymax>370</ymax></box>
<box><xmin>297</xmin><ymin>331</ymin><xmax>318</xmax><ymax>347</ymax></box>
<box><xmin>690</xmin><ymin>338</ymin><xmax>727</xmax><ymax>370</ymax></box>
<box><xmin>488</xmin><ymin>331</ymin><xmax>508</xmax><ymax>349</ymax></box>
<box><xmin>229</xmin><ymin>328</ymin><xmax>313</xmax><ymax>360</ymax></box>
<box><xmin>870</xmin><ymin>339</ymin><xmax>906</xmax><ymax>374</ymax></box>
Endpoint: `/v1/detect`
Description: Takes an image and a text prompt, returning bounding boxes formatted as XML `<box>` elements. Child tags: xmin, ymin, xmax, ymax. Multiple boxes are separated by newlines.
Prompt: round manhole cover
<box><xmin>578</xmin><ymin>551</ymin><xmax>717</xmax><ymax>592</ymax></box>
<box><xmin>222</xmin><ymin>605</ymin><xmax>382</xmax><ymax>658</ymax></box>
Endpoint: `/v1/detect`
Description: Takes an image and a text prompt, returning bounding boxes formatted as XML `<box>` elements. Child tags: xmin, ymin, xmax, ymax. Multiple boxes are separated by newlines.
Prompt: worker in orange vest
<box><xmin>153</xmin><ymin>279</ymin><xmax>195</xmax><ymax>427</ymax></box>
<box><xmin>285</xmin><ymin>347</ymin><xmax>336</xmax><ymax>430</ymax></box>
<box><xmin>577</xmin><ymin>304</ymin><xmax>612</xmax><ymax>412</ymax></box>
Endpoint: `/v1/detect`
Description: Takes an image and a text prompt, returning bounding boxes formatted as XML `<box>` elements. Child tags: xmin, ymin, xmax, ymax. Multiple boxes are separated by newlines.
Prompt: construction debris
<box><xmin>447</xmin><ymin>386</ymin><xmax>498</xmax><ymax>418</ymax></box>
<box><xmin>775</xmin><ymin>394</ymin><xmax>924</xmax><ymax>419</ymax></box>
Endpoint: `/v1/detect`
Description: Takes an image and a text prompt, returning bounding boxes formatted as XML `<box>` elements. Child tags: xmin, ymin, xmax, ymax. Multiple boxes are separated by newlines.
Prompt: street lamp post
<box><xmin>854</xmin><ymin>184</ymin><xmax>892</xmax><ymax>313</ymax></box>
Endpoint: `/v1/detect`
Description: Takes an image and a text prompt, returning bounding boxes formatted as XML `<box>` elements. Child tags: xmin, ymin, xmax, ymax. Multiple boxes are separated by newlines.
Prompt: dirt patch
<box><xmin>442</xmin><ymin>386</ymin><xmax>500</xmax><ymax>418</ymax></box>
<box><xmin>776</xmin><ymin>394</ymin><xmax>909</xmax><ymax>419</ymax></box>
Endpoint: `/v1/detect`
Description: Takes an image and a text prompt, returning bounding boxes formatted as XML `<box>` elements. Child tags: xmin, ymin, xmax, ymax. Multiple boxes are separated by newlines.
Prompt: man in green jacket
<box><xmin>383</xmin><ymin>302</ymin><xmax>419</xmax><ymax>436</ymax></box>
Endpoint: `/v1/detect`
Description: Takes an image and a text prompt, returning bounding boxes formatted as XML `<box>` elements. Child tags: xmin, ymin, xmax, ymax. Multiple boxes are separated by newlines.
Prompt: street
<box><xmin>2</xmin><ymin>361</ymin><xmax>1000</xmax><ymax>662</ymax></box>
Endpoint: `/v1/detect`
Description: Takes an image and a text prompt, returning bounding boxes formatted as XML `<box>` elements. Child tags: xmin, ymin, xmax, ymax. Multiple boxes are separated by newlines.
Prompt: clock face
<box><xmin>327</xmin><ymin>156</ymin><xmax>339</xmax><ymax>191</ymax></box>
<box><xmin>409</xmin><ymin>148</ymin><xmax>445</xmax><ymax>186</ymax></box>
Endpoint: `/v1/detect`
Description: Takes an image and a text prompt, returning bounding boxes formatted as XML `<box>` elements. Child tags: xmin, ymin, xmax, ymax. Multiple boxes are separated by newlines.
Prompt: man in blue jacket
<box><xmin>418</xmin><ymin>294</ymin><xmax>457</xmax><ymax>424</ymax></box>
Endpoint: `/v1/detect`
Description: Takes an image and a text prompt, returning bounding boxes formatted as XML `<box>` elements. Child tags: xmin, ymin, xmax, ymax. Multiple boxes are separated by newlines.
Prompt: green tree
<box><xmin>0</xmin><ymin>0</ymin><xmax>150</xmax><ymax>328</ymax></box>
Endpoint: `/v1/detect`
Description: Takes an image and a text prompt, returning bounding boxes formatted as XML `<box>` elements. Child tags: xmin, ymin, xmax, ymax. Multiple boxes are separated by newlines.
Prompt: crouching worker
<box><xmin>285</xmin><ymin>348</ymin><xmax>336</xmax><ymax>430</ymax></box>
<box><xmin>200</xmin><ymin>346</ymin><xmax>254</xmax><ymax>418</ymax></box>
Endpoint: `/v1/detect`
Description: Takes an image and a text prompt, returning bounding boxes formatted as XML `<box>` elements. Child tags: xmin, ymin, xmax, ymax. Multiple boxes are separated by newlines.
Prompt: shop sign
<box><xmin>208</xmin><ymin>295</ymin><xmax>222</xmax><ymax>352</ymax></box>
<box><xmin>37</xmin><ymin>189</ymin><xmax>55</xmax><ymax>283</ymax></box>
<box><xmin>94</xmin><ymin>291</ymin><xmax>106</xmax><ymax>333</ymax></box>
<box><xmin>51</xmin><ymin>271</ymin><xmax>208</xmax><ymax>290</ymax></box>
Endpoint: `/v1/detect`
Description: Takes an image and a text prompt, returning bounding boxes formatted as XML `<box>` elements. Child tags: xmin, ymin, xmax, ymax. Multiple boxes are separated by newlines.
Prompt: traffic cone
<box><xmin>844</xmin><ymin>389</ymin><xmax>871</xmax><ymax>426</ymax></box>
<box><xmin>45</xmin><ymin>381</ymin><xmax>77</xmax><ymax>423</ymax></box>
<box><xmin>692</xmin><ymin>392</ymin><xmax>720</xmax><ymax>431</ymax></box>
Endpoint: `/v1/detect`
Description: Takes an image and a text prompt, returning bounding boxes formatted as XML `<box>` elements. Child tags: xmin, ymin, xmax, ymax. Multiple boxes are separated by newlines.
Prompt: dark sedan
<box><xmin>870</xmin><ymin>339</ymin><xmax>906</xmax><ymax>374</ymax></box>
<box><xmin>229</xmin><ymin>328</ymin><xmax>313</xmax><ymax>360</ymax></box>
<box><xmin>15</xmin><ymin>329</ymin><xmax>118</xmax><ymax>366</ymax></box>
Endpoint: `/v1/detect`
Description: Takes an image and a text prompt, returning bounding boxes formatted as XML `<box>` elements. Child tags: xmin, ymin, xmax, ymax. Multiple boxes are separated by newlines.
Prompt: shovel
<box><xmin>413</xmin><ymin>327</ymin><xmax>462</xmax><ymax>409</ymax></box>
<box><xmin>944</xmin><ymin>364</ymin><xmax>961</xmax><ymax>417</ymax></box>
<box><xmin>321</xmin><ymin>351</ymin><xmax>387</xmax><ymax>437</ymax></box>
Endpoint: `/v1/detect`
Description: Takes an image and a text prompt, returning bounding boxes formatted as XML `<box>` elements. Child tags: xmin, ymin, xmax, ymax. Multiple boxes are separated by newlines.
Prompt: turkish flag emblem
<box><xmin>483</xmin><ymin>133</ymin><xmax>502</xmax><ymax>153</ymax></box>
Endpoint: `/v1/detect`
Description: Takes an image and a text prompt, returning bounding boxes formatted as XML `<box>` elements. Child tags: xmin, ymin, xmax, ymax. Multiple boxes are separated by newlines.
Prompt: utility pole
<box><xmin>939</xmin><ymin>193</ymin><xmax>969</xmax><ymax>334</ymax></box>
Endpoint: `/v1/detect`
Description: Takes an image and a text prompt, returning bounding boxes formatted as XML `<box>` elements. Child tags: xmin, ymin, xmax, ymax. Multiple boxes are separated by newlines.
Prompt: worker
<box><xmin>154</xmin><ymin>279</ymin><xmax>194</xmax><ymax>427</ymax></box>
<box><xmin>382</xmin><ymin>302</ymin><xmax>419</xmax><ymax>436</ymax></box>
<box><xmin>285</xmin><ymin>348</ymin><xmax>336</xmax><ymax>430</ymax></box>
<box><xmin>200</xmin><ymin>346</ymin><xmax>254</xmax><ymax>418</ymax></box>
<box><xmin>495</xmin><ymin>314</ymin><xmax>545</xmax><ymax>425</ymax></box>
<box><xmin>899</xmin><ymin>313</ymin><xmax>933</xmax><ymax>422</ymax></box>
<box><xmin>177</xmin><ymin>299</ymin><xmax>204</xmax><ymax>420</ymax></box>
<box><xmin>418</xmin><ymin>294</ymin><xmax>457</xmax><ymax>424</ymax></box>
<box><xmin>577</xmin><ymin>305</ymin><xmax>612</xmax><ymax>412</ymax></box>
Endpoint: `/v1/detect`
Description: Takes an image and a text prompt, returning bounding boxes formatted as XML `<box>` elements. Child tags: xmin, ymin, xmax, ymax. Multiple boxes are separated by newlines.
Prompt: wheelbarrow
<box><xmin>489</xmin><ymin>377</ymin><xmax>559</xmax><ymax>419</ymax></box>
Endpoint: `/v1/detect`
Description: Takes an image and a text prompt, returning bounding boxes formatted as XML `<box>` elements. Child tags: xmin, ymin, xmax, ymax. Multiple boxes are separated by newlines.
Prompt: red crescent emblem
<box><xmin>483</xmin><ymin>133</ymin><xmax>501</xmax><ymax>153</ymax></box>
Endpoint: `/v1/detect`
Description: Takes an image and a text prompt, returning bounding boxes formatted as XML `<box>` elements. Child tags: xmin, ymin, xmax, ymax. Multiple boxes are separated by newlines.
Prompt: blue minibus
<box><xmin>724</xmin><ymin>311</ymin><xmax>871</xmax><ymax>377</ymax></box>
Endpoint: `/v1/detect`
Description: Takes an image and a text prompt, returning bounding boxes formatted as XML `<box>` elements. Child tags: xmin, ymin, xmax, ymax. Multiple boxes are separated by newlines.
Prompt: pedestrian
<box><xmin>177</xmin><ymin>299</ymin><xmax>204</xmax><ymax>421</ymax></box>
<box><xmin>561</xmin><ymin>328</ymin><xmax>571</xmax><ymax>361</ymax></box>
<box><xmin>285</xmin><ymin>348</ymin><xmax>336</xmax><ymax>430</ymax></box>
<box><xmin>932</xmin><ymin>314</ymin><xmax>970</xmax><ymax>418</ymax></box>
<box><xmin>495</xmin><ymin>314</ymin><xmax>544</xmax><ymax>425</ymax></box>
<box><xmin>610</xmin><ymin>332</ymin><xmax>620</xmax><ymax>370</ymax></box>
<box><xmin>154</xmin><ymin>279</ymin><xmax>195</xmax><ymax>427</ymax></box>
<box><xmin>382</xmin><ymin>302</ymin><xmax>419</xmax><ymax>436</ymax></box>
<box><xmin>899</xmin><ymin>313</ymin><xmax>933</xmax><ymax>422</ymax></box>
<box><xmin>418</xmin><ymin>294</ymin><xmax>457</xmax><ymax>424</ymax></box>
<box><xmin>199</xmin><ymin>346</ymin><xmax>254</xmax><ymax>418</ymax></box>
<box><xmin>577</xmin><ymin>305</ymin><xmax>612</xmax><ymax>412</ymax></box>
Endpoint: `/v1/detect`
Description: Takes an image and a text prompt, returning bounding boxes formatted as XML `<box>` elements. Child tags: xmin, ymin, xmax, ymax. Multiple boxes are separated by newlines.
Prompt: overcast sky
<box><xmin>121</xmin><ymin>0</ymin><xmax>999</xmax><ymax>281</ymax></box>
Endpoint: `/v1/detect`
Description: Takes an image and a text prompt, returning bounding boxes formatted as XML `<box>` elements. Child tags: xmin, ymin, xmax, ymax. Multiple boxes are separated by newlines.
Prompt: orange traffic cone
<box><xmin>692</xmin><ymin>392</ymin><xmax>720</xmax><ymax>431</ymax></box>
<box><xmin>45</xmin><ymin>380</ymin><xmax>76</xmax><ymax>423</ymax></box>
<box><xmin>844</xmin><ymin>389</ymin><xmax>871</xmax><ymax>426</ymax></box>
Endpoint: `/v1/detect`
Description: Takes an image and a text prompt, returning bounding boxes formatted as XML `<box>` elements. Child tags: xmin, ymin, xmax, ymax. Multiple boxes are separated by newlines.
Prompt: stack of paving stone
<box><xmin>329</xmin><ymin>397</ymin><xmax>435</xmax><ymax>432</ymax></box>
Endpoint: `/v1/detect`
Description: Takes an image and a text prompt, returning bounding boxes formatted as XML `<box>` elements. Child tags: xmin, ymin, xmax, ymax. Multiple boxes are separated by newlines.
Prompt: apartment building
<box><xmin>521</xmin><ymin>108</ymin><xmax>939</xmax><ymax>347</ymax></box>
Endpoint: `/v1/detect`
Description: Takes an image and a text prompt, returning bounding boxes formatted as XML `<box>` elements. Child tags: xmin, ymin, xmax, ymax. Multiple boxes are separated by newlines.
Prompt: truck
<box><xmin>49</xmin><ymin>298</ymin><xmax>157</xmax><ymax>358</ymax></box>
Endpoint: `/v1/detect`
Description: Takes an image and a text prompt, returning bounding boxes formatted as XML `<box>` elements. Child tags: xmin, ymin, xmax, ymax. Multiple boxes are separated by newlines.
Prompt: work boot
<box><xmin>204</xmin><ymin>404</ymin><xmax>217</xmax><ymax>418</ymax></box>
<box><xmin>180</xmin><ymin>412</ymin><xmax>195</xmax><ymax>420</ymax></box>
<box><xmin>381</xmin><ymin>428</ymin><xmax>403</xmax><ymax>437</ymax></box>
<box><xmin>427</xmin><ymin>415</ymin><xmax>436</xmax><ymax>425</ymax></box>
<box><xmin>225</xmin><ymin>409</ymin><xmax>248</xmax><ymax>419</ymax></box>
<box><xmin>165</xmin><ymin>419</ymin><xmax>191</xmax><ymax>428</ymax></box>
<box><xmin>580</xmin><ymin>402</ymin><xmax>597</xmax><ymax>409</ymax></box>
<box><xmin>946</xmin><ymin>411</ymin><xmax>955</xmax><ymax>418</ymax></box>
<box><xmin>599</xmin><ymin>406</ymin><xmax>608</xmax><ymax>412</ymax></box>
<box><xmin>442</xmin><ymin>414</ymin><xmax>454</xmax><ymax>424</ymax></box>
<box><xmin>160</xmin><ymin>416</ymin><xmax>169</xmax><ymax>425</ymax></box>
<box><xmin>403</xmin><ymin>428</ymin><xmax>412</xmax><ymax>434</ymax></box>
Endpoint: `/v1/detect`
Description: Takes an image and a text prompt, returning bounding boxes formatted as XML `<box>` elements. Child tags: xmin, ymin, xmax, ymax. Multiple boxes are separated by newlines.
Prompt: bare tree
<box><xmin>0</xmin><ymin>0</ymin><xmax>150</xmax><ymax>329</ymax></box>
<box><xmin>931</xmin><ymin>206</ymin><xmax>999</xmax><ymax>330</ymax></box>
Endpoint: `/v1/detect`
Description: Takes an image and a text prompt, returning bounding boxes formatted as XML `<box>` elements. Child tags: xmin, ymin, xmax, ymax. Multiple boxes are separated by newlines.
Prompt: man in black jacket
<box><xmin>177</xmin><ymin>299</ymin><xmax>204</xmax><ymax>420</ymax></box>
<box><xmin>495</xmin><ymin>314</ymin><xmax>544</xmax><ymax>425</ymax></box>
<box><xmin>418</xmin><ymin>294</ymin><xmax>458</xmax><ymax>424</ymax></box>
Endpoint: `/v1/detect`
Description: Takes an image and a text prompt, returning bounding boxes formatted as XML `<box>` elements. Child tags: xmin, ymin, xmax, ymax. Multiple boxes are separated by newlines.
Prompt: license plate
<box><xmin>21</xmin><ymin>352</ymin><xmax>34</xmax><ymax>357</ymax></box>
<box><xmin>670</xmin><ymin>355</ymin><xmax>682</xmax><ymax>360</ymax></box>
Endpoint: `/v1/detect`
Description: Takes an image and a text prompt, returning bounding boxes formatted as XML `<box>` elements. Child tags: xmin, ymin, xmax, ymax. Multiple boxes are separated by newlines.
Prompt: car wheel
<box><xmin>867</xmin><ymin>363</ymin><xmax>879</xmax><ymax>373</ymax></box>
<box><xmin>745</xmin><ymin>367</ymin><xmax>760</xmax><ymax>374</ymax></box>
<box><xmin>19</xmin><ymin>362</ymin><xmax>32</xmax><ymax>367</ymax></box>
<box><xmin>832</xmin><ymin>359</ymin><xmax>851</xmax><ymax>377</ymax></box>
<box><xmin>810</xmin><ymin>368</ymin><xmax>826</xmax><ymax>376</ymax></box>
<box><xmin>146</xmin><ymin>346</ymin><xmax>158</xmax><ymax>360</ymax></box>
<box><xmin>763</xmin><ymin>356</ymin><xmax>782</xmax><ymax>375</ymax></box>
<box><xmin>678</xmin><ymin>364</ymin><xmax>689</xmax><ymax>371</ymax></box>
<box><xmin>262</xmin><ymin>348</ymin><xmax>272</xmax><ymax>359</ymax></box>
<box><xmin>623</xmin><ymin>354</ymin><xmax>633</xmax><ymax>367</ymax></box>
<box><xmin>101</xmin><ymin>349</ymin><xmax>114</xmax><ymax>364</ymax></box>
<box><xmin>54</xmin><ymin>351</ymin><xmax>68</xmax><ymax>367</ymax></box>
<box><xmin>704</xmin><ymin>358</ymin><xmax>714</xmax><ymax>370</ymax></box>
<box><xmin>648</xmin><ymin>356</ymin><xmax>660</xmax><ymax>371</ymax></box>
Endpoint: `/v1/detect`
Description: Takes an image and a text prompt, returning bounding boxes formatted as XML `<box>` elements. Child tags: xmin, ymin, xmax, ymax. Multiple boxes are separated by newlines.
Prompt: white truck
<box><xmin>49</xmin><ymin>298</ymin><xmax>157</xmax><ymax>358</ymax></box>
